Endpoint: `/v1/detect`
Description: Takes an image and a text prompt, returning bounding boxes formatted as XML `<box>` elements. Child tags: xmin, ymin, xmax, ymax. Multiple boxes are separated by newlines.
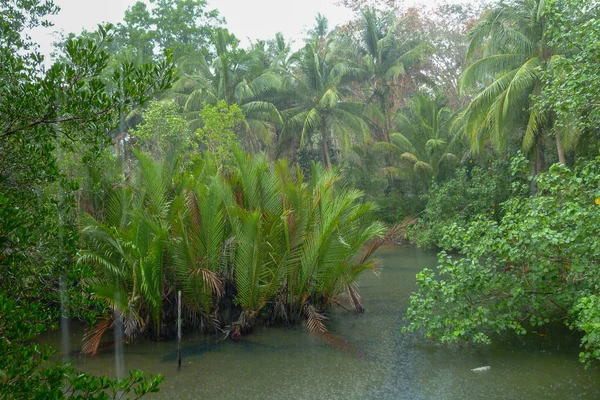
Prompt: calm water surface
<box><xmin>48</xmin><ymin>246</ymin><xmax>600</xmax><ymax>399</ymax></box>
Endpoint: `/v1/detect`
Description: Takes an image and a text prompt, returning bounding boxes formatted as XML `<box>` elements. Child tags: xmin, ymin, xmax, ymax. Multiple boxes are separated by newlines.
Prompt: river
<box><xmin>45</xmin><ymin>245</ymin><xmax>600</xmax><ymax>399</ymax></box>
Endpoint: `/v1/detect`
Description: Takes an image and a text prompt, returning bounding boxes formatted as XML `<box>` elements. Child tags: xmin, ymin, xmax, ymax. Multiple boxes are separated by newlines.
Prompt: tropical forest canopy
<box><xmin>1</xmin><ymin>0</ymin><xmax>600</xmax><ymax>397</ymax></box>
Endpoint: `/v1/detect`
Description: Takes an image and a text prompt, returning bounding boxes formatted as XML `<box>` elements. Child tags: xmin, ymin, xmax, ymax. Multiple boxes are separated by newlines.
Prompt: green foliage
<box><xmin>0</xmin><ymin>292</ymin><xmax>163</xmax><ymax>399</ymax></box>
<box><xmin>278</xmin><ymin>37</ymin><xmax>369</xmax><ymax>167</ymax></box>
<box><xmin>405</xmin><ymin>158</ymin><xmax>600</xmax><ymax>364</ymax></box>
<box><xmin>540</xmin><ymin>0</ymin><xmax>600</xmax><ymax>154</ymax></box>
<box><xmin>352</xmin><ymin>7</ymin><xmax>432</xmax><ymax>145</ymax></box>
<box><xmin>1</xmin><ymin>0</ymin><xmax>175</xmax><ymax>283</ymax></box>
<box><xmin>131</xmin><ymin>101</ymin><xmax>193</xmax><ymax>157</ymax></box>
<box><xmin>459</xmin><ymin>0</ymin><xmax>557</xmax><ymax>171</ymax></box>
<box><xmin>79</xmin><ymin>150</ymin><xmax>178</xmax><ymax>343</ymax></box>
<box><xmin>375</xmin><ymin>94</ymin><xmax>463</xmax><ymax>184</ymax></box>
<box><xmin>195</xmin><ymin>101</ymin><xmax>244</xmax><ymax>166</ymax></box>
<box><xmin>6</xmin><ymin>0</ymin><xmax>600</xmax><ymax>377</ymax></box>
<box><xmin>0</xmin><ymin>0</ymin><xmax>175</xmax><ymax>393</ymax></box>
<box><xmin>410</xmin><ymin>155</ymin><xmax>530</xmax><ymax>248</ymax></box>
<box><xmin>149</xmin><ymin>0</ymin><xmax>222</xmax><ymax>58</ymax></box>
<box><xmin>573</xmin><ymin>295</ymin><xmax>600</xmax><ymax>363</ymax></box>
<box><xmin>114</xmin><ymin>0</ymin><xmax>222</xmax><ymax>61</ymax></box>
<box><xmin>168</xmin><ymin>28</ymin><xmax>281</xmax><ymax>148</ymax></box>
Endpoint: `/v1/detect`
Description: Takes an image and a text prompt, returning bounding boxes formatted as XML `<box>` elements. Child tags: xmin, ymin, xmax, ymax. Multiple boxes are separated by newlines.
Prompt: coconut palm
<box><xmin>169</xmin><ymin>28</ymin><xmax>283</xmax><ymax>150</ymax></box>
<box><xmin>279</xmin><ymin>38</ymin><xmax>368</xmax><ymax>168</ymax></box>
<box><xmin>355</xmin><ymin>8</ymin><xmax>432</xmax><ymax>144</ymax></box>
<box><xmin>267</xmin><ymin>32</ymin><xmax>294</xmax><ymax>72</ymax></box>
<box><xmin>375</xmin><ymin>94</ymin><xmax>462</xmax><ymax>183</ymax></box>
<box><xmin>459</xmin><ymin>0</ymin><xmax>569</xmax><ymax>172</ymax></box>
<box><xmin>307</xmin><ymin>13</ymin><xmax>329</xmax><ymax>52</ymax></box>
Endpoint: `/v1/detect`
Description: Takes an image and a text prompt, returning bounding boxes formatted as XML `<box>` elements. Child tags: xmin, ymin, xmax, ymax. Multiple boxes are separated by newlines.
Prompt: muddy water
<box><xmin>45</xmin><ymin>246</ymin><xmax>600</xmax><ymax>399</ymax></box>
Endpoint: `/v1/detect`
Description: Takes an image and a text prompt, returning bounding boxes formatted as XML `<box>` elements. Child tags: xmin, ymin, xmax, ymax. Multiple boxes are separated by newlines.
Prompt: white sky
<box><xmin>211</xmin><ymin>0</ymin><xmax>355</xmax><ymax>45</ymax></box>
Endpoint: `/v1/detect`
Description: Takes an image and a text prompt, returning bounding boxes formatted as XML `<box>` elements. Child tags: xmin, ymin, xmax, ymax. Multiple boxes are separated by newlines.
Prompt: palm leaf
<box><xmin>81</xmin><ymin>316</ymin><xmax>113</xmax><ymax>356</ymax></box>
<box><xmin>304</xmin><ymin>304</ymin><xmax>328</xmax><ymax>333</ymax></box>
<box><xmin>459</xmin><ymin>54</ymin><xmax>527</xmax><ymax>93</ymax></box>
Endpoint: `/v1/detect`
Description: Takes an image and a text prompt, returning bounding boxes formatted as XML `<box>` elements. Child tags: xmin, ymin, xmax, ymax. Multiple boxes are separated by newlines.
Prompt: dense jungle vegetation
<box><xmin>1</xmin><ymin>0</ymin><xmax>600</xmax><ymax>397</ymax></box>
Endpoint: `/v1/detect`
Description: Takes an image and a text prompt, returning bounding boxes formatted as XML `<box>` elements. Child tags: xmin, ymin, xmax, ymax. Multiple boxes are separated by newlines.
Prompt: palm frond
<box><xmin>459</xmin><ymin>54</ymin><xmax>527</xmax><ymax>93</ymax></box>
<box><xmin>82</xmin><ymin>316</ymin><xmax>113</xmax><ymax>356</ymax></box>
<box><xmin>390</xmin><ymin>133</ymin><xmax>417</xmax><ymax>154</ymax></box>
<box><xmin>304</xmin><ymin>304</ymin><xmax>328</xmax><ymax>333</ymax></box>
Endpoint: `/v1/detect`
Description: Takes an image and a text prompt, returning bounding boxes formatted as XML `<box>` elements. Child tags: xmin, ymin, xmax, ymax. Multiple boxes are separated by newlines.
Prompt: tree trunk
<box><xmin>347</xmin><ymin>285</ymin><xmax>364</xmax><ymax>313</ymax></box>
<box><xmin>177</xmin><ymin>290</ymin><xmax>182</xmax><ymax>371</ymax></box>
<box><xmin>534</xmin><ymin>135</ymin><xmax>545</xmax><ymax>175</ymax></box>
<box><xmin>383</xmin><ymin>120</ymin><xmax>393</xmax><ymax>166</ymax></box>
<box><xmin>383</xmin><ymin>119</ymin><xmax>390</xmax><ymax>143</ymax></box>
<box><xmin>321</xmin><ymin>117</ymin><xmax>332</xmax><ymax>169</ymax></box>
<box><xmin>530</xmin><ymin>160</ymin><xmax>538</xmax><ymax>194</ymax></box>
<box><xmin>556</xmin><ymin>133</ymin><xmax>566</xmax><ymax>165</ymax></box>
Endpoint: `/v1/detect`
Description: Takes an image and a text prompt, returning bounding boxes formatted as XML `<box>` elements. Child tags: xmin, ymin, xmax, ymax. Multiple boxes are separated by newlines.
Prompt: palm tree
<box><xmin>221</xmin><ymin>152</ymin><xmax>386</xmax><ymax>334</ymax></box>
<box><xmin>168</xmin><ymin>28</ymin><xmax>283</xmax><ymax>150</ymax></box>
<box><xmin>459</xmin><ymin>0</ymin><xmax>569</xmax><ymax>172</ymax></box>
<box><xmin>279</xmin><ymin>37</ymin><xmax>368</xmax><ymax>168</ymax></box>
<box><xmin>170</xmin><ymin>160</ymin><xmax>228</xmax><ymax>327</ymax></box>
<box><xmin>307</xmin><ymin>13</ymin><xmax>329</xmax><ymax>53</ymax></box>
<box><xmin>292</xmin><ymin>163</ymin><xmax>386</xmax><ymax>317</ymax></box>
<box><xmin>355</xmin><ymin>8</ymin><xmax>432</xmax><ymax>144</ymax></box>
<box><xmin>267</xmin><ymin>32</ymin><xmax>294</xmax><ymax>72</ymax></box>
<box><xmin>219</xmin><ymin>152</ymin><xmax>285</xmax><ymax>335</ymax></box>
<box><xmin>375</xmin><ymin>94</ymin><xmax>462</xmax><ymax>183</ymax></box>
<box><xmin>78</xmin><ymin>152</ymin><xmax>178</xmax><ymax>354</ymax></box>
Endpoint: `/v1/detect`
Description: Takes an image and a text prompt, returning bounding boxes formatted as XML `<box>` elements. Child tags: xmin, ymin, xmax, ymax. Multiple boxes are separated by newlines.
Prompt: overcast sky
<box><xmin>29</xmin><ymin>0</ymin><xmax>360</xmax><ymax>59</ymax></box>
<box><xmin>212</xmin><ymin>0</ymin><xmax>356</xmax><ymax>45</ymax></box>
